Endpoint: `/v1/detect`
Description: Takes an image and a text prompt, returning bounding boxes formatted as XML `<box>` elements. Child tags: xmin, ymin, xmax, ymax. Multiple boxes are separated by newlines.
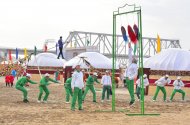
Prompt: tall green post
<box><xmin>112</xmin><ymin>13</ymin><xmax>116</xmax><ymax>112</ymax></box>
<box><xmin>138</xmin><ymin>8</ymin><xmax>145</xmax><ymax>114</ymax></box>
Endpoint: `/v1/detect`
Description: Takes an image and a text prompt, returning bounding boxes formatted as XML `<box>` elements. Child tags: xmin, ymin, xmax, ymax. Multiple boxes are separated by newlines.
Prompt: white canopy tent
<box><xmin>64</xmin><ymin>52</ymin><xmax>120</xmax><ymax>69</ymax></box>
<box><xmin>28</xmin><ymin>53</ymin><xmax>66</xmax><ymax>67</ymax></box>
<box><xmin>144</xmin><ymin>48</ymin><xmax>190</xmax><ymax>71</ymax></box>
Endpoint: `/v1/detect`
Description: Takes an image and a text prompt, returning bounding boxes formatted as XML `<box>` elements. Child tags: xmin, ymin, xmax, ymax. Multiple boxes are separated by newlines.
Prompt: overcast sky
<box><xmin>0</xmin><ymin>0</ymin><xmax>189</xmax><ymax>50</ymax></box>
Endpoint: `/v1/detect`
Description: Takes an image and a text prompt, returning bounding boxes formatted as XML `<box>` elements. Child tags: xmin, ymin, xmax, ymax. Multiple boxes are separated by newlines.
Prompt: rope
<box><xmin>34</xmin><ymin>56</ymin><xmax>42</xmax><ymax>78</ymax></box>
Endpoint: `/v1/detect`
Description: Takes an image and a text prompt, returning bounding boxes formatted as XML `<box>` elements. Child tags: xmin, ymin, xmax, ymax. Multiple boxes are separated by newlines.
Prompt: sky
<box><xmin>0</xmin><ymin>0</ymin><xmax>189</xmax><ymax>50</ymax></box>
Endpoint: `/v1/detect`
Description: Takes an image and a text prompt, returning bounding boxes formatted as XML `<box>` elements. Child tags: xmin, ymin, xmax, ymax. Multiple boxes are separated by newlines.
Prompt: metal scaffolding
<box><xmin>63</xmin><ymin>31</ymin><xmax>181</xmax><ymax>64</ymax></box>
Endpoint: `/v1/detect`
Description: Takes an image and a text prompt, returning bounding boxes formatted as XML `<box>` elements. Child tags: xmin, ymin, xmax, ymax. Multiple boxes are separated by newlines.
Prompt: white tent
<box><xmin>64</xmin><ymin>52</ymin><xmax>119</xmax><ymax>69</ymax></box>
<box><xmin>144</xmin><ymin>48</ymin><xmax>190</xmax><ymax>71</ymax></box>
<box><xmin>28</xmin><ymin>53</ymin><xmax>66</xmax><ymax>67</ymax></box>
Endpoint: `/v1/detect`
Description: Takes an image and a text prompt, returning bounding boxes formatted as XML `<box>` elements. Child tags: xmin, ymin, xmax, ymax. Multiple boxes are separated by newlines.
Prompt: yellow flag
<box><xmin>157</xmin><ymin>35</ymin><xmax>161</xmax><ymax>53</ymax></box>
<box><xmin>24</xmin><ymin>48</ymin><xmax>28</xmax><ymax>59</ymax></box>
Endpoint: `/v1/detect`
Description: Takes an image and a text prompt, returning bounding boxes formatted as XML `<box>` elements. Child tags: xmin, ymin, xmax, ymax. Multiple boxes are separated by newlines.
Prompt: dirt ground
<box><xmin>0</xmin><ymin>77</ymin><xmax>190</xmax><ymax>125</ymax></box>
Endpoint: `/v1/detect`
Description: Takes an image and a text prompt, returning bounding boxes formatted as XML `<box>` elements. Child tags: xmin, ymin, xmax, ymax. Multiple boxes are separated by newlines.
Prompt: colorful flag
<box><xmin>0</xmin><ymin>51</ymin><xmax>4</xmax><ymax>58</ymax></box>
<box><xmin>44</xmin><ymin>44</ymin><xmax>47</xmax><ymax>52</ymax></box>
<box><xmin>16</xmin><ymin>48</ymin><xmax>18</xmax><ymax>60</ymax></box>
<box><xmin>24</xmin><ymin>48</ymin><xmax>27</xmax><ymax>59</ymax></box>
<box><xmin>157</xmin><ymin>35</ymin><xmax>161</xmax><ymax>53</ymax></box>
<box><xmin>9</xmin><ymin>50</ymin><xmax>12</xmax><ymax>61</ymax></box>
<box><xmin>121</xmin><ymin>26</ymin><xmax>128</xmax><ymax>43</ymax></box>
<box><xmin>4</xmin><ymin>52</ymin><xmax>7</xmax><ymax>60</ymax></box>
<box><xmin>127</xmin><ymin>25</ymin><xmax>137</xmax><ymax>44</ymax></box>
<box><xmin>34</xmin><ymin>46</ymin><xmax>37</xmax><ymax>56</ymax></box>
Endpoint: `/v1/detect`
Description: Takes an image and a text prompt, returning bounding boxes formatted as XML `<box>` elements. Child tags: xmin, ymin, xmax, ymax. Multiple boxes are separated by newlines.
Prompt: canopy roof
<box><xmin>28</xmin><ymin>53</ymin><xmax>66</xmax><ymax>67</ymax></box>
<box><xmin>64</xmin><ymin>52</ymin><xmax>119</xmax><ymax>69</ymax></box>
<box><xmin>144</xmin><ymin>49</ymin><xmax>190</xmax><ymax>71</ymax></box>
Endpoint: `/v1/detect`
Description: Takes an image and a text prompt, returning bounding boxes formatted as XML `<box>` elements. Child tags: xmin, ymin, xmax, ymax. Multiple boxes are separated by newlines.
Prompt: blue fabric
<box><xmin>123</xmin><ymin>35</ymin><xmax>128</xmax><ymax>42</ymax></box>
<box><xmin>11</xmin><ymin>70</ymin><xmax>17</xmax><ymax>77</ymax></box>
<box><xmin>121</xmin><ymin>26</ymin><xmax>128</xmax><ymax>42</ymax></box>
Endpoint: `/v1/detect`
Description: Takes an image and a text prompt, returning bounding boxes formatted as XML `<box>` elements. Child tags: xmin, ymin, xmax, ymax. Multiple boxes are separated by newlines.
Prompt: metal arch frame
<box><xmin>113</xmin><ymin>3</ymin><xmax>160</xmax><ymax>116</ymax></box>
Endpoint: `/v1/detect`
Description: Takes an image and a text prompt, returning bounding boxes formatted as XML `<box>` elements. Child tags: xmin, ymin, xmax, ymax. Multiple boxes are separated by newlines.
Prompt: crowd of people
<box><xmin>8</xmin><ymin>62</ymin><xmax>186</xmax><ymax>111</ymax></box>
<box><xmin>8</xmin><ymin>63</ymin><xmax>112</xmax><ymax>111</ymax></box>
<box><xmin>4</xmin><ymin>69</ymin><xmax>17</xmax><ymax>87</ymax></box>
<box><xmin>123</xmin><ymin>42</ymin><xmax>187</xmax><ymax>106</ymax></box>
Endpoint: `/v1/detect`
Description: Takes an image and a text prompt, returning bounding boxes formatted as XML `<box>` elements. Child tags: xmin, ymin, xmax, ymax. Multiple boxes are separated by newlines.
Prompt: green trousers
<box><xmin>153</xmin><ymin>86</ymin><xmax>166</xmax><ymax>101</ymax></box>
<box><xmin>71</xmin><ymin>87</ymin><xmax>83</xmax><ymax>110</ymax></box>
<box><xmin>170</xmin><ymin>89</ymin><xmax>185</xmax><ymax>100</ymax></box>
<box><xmin>38</xmin><ymin>86</ymin><xmax>50</xmax><ymax>101</ymax></box>
<box><xmin>16</xmin><ymin>85</ymin><xmax>28</xmax><ymax>100</ymax></box>
<box><xmin>65</xmin><ymin>87</ymin><xmax>73</xmax><ymax>102</ymax></box>
<box><xmin>82</xmin><ymin>85</ymin><xmax>96</xmax><ymax>101</ymax></box>
<box><xmin>126</xmin><ymin>78</ymin><xmax>135</xmax><ymax>103</ymax></box>
<box><xmin>136</xmin><ymin>86</ymin><xmax>146</xmax><ymax>100</ymax></box>
<box><xmin>102</xmin><ymin>85</ymin><xmax>111</xmax><ymax>100</ymax></box>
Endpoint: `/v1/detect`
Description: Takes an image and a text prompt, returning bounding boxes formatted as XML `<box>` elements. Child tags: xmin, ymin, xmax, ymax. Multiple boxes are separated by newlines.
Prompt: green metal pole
<box><xmin>112</xmin><ymin>13</ymin><xmax>116</xmax><ymax>112</ymax></box>
<box><xmin>137</xmin><ymin>12</ymin><xmax>141</xmax><ymax>113</ymax></box>
<box><xmin>115</xmin><ymin>10</ymin><xmax>139</xmax><ymax>16</ymax></box>
<box><xmin>139</xmin><ymin>8</ymin><xmax>145</xmax><ymax>114</ymax></box>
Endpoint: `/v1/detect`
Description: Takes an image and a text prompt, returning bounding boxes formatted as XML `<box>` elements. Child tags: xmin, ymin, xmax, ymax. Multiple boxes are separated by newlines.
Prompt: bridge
<box><xmin>63</xmin><ymin>31</ymin><xmax>181</xmax><ymax>64</ymax></box>
<box><xmin>0</xmin><ymin>31</ymin><xmax>181</xmax><ymax>64</ymax></box>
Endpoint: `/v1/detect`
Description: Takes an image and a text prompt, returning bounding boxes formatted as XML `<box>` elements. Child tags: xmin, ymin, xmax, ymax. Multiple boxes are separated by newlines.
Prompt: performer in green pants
<box><xmin>15</xmin><ymin>73</ymin><xmax>37</xmax><ymax>103</ymax></box>
<box><xmin>101</xmin><ymin>70</ymin><xmax>112</xmax><ymax>102</ymax></box>
<box><xmin>71</xmin><ymin>64</ymin><xmax>84</xmax><ymax>111</ymax></box>
<box><xmin>82</xmin><ymin>72</ymin><xmax>100</xmax><ymax>102</ymax></box>
<box><xmin>170</xmin><ymin>76</ymin><xmax>186</xmax><ymax>102</ymax></box>
<box><xmin>136</xmin><ymin>74</ymin><xmax>149</xmax><ymax>101</ymax></box>
<box><xmin>54</xmin><ymin>69</ymin><xmax>59</xmax><ymax>81</ymax></box>
<box><xmin>38</xmin><ymin>73</ymin><xmax>58</xmax><ymax>103</ymax></box>
<box><xmin>125</xmin><ymin>58</ymin><xmax>138</xmax><ymax>106</ymax></box>
<box><xmin>152</xmin><ymin>74</ymin><xmax>171</xmax><ymax>102</ymax></box>
<box><xmin>64</xmin><ymin>77</ymin><xmax>73</xmax><ymax>103</ymax></box>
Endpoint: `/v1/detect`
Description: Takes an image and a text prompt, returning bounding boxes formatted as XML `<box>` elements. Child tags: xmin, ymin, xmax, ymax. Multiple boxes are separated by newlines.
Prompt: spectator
<box><xmin>57</xmin><ymin>36</ymin><xmax>64</xmax><ymax>59</ymax></box>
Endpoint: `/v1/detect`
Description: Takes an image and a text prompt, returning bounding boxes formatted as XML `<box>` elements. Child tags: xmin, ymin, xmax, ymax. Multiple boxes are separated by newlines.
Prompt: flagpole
<box><xmin>35</xmin><ymin>56</ymin><xmax>42</xmax><ymax>78</ymax></box>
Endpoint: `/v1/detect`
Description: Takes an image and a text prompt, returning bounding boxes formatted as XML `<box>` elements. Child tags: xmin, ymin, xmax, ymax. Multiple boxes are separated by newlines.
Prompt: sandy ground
<box><xmin>0</xmin><ymin>77</ymin><xmax>190</xmax><ymax>125</ymax></box>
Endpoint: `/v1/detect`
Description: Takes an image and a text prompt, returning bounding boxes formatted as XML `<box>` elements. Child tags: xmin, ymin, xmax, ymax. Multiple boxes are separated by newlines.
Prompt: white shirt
<box><xmin>101</xmin><ymin>75</ymin><xmax>112</xmax><ymax>86</ymax></box>
<box><xmin>125</xmin><ymin>63</ymin><xmax>138</xmax><ymax>80</ymax></box>
<box><xmin>173</xmin><ymin>80</ymin><xmax>184</xmax><ymax>90</ymax></box>
<box><xmin>128</xmin><ymin>47</ymin><xmax>133</xmax><ymax>66</ymax></box>
<box><xmin>71</xmin><ymin>71</ymin><xmax>84</xmax><ymax>89</ymax></box>
<box><xmin>155</xmin><ymin>77</ymin><xmax>171</xmax><ymax>87</ymax></box>
<box><xmin>136</xmin><ymin>78</ymin><xmax>149</xmax><ymax>88</ymax></box>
